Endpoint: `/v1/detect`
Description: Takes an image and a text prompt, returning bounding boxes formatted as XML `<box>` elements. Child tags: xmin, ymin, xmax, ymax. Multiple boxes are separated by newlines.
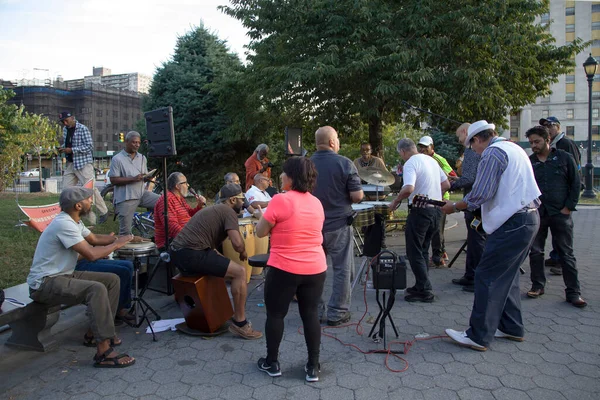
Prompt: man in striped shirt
<box><xmin>154</xmin><ymin>172</ymin><xmax>206</xmax><ymax>250</ymax></box>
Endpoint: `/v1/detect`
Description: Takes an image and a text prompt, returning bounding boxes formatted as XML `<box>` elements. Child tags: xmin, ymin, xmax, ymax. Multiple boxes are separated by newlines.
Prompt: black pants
<box><xmin>529</xmin><ymin>211</ymin><xmax>581</xmax><ymax>299</ymax></box>
<box><xmin>405</xmin><ymin>207</ymin><xmax>441</xmax><ymax>292</ymax></box>
<box><xmin>264</xmin><ymin>267</ymin><xmax>326</xmax><ymax>366</ymax></box>
<box><xmin>464</xmin><ymin>210</ymin><xmax>486</xmax><ymax>280</ymax></box>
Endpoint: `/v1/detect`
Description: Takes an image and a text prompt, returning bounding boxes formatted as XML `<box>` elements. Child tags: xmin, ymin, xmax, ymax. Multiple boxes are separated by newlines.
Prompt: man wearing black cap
<box><xmin>169</xmin><ymin>183</ymin><xmax>263</xmax><ymax>340</ymax></box>
<box><xmin>57</xmin><ymin>112</ymin><xmax>109</xmax><ymax>225</ymax></box>
<box><xmin>27</xmin><ymin>187</ymin><xmax>136</xmax><ymax>367</ymax></box>
<box><xmin>538</xmin><ymin>116</ymin><xmax>582</xmax><ymax>272</ymax></box>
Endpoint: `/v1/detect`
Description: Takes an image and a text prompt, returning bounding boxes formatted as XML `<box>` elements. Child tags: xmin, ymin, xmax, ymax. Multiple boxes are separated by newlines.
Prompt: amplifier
<box><xmin>371</xmin><ymin>251</ymin><xmax>407</xmax><ymax>290</ymax></box>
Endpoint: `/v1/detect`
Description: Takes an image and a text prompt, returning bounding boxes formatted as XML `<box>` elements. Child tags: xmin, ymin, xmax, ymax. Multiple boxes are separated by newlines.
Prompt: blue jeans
<box><xmin>467</xmin><ymin>210</ymin><xmax>539</xmax><ymax>347</ymax></box>
<box><xmin>76</xmin><ymin>259</ymin><xmax>133</xmax><ymax>310</ymax></box>
<box><xmin>320</xmin><ymin>225</ymin><xmax>354</xmax><ymax>321</ymax></box>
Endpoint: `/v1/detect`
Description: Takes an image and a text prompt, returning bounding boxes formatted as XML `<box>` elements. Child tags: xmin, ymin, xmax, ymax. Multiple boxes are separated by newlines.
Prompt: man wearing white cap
<box><xmin>441</xmin><ymin>120</ymin><xmax>541</xmax><ymax>351</ymax></box>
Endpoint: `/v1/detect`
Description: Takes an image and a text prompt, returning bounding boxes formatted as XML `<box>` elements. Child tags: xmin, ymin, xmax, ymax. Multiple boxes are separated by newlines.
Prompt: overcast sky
<box><xmin>0</xmin><ymin>0</ymin><xmax>250</xmax><ymax>81</ymax></box>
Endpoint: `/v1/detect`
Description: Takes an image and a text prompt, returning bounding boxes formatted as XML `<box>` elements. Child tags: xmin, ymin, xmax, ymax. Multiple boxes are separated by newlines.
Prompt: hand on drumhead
<box><xmin>239</xmin><ymin>250</ymin><xmax>248</xmax><ymax>262</ymax></box>
<box><xmin>115</xmin><ymin>234</ymin><xmax>133</xmax><ymax>247</ymax></box>
<box><xmin>131</xmin><ymin>235</ymin><xmax>149</xmax><ymax>243</ymax></box>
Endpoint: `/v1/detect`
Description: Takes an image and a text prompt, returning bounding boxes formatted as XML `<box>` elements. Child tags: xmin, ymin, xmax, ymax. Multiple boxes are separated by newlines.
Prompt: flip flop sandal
<box><xmin>93</xmin><ymin>347</ymin><xmax>135</xmax><ymax>369</ymax></box>
<box><xmin>83</xmin><ymin>334</ymin><xmax>122</xmax><ymax>347</ymax></box>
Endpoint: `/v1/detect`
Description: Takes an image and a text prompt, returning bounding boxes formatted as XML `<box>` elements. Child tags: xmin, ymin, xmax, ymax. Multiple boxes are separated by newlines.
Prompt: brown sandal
<box><xmin>526</xmin><ymin>288</ymin><xmax>545</xmax><ymax>298</ymax></box>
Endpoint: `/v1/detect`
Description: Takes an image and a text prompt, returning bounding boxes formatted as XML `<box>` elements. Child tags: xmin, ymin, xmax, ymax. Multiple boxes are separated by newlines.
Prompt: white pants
<box><xmin>63</xmin><ymin>163</ymin><xmax>108</xmax><ymax>216</ymax></box>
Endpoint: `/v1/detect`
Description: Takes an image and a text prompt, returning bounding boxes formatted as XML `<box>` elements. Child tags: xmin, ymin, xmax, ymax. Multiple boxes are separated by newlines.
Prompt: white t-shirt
<box><xmin>243</xmin><ymin>185</ymin><xmax>272</xmax><ymax>217</ymax></box>
<box><xmin>402</xmin><ymin>153</ymin><xmax>448</xmax><ymax>205</ymax></box>
<box><xmin>27</xmin><ymin>212</ymin><xmax>91</xmax><ymax>289</ymax></box>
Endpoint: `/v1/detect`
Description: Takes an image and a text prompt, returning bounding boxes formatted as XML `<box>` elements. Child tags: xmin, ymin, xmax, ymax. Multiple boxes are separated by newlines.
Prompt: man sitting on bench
<box><xmin>169</xmin><ymin>183</ymin><xmax>263</xmax><ymax>340</ymax></box>
<box><xmin>27</xmin><ymin>187</ymin><xmax>136</xmax><ymax>368</ymax></box>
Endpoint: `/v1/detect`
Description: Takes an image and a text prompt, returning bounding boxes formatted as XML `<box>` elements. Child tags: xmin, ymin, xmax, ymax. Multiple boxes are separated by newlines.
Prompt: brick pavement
<box><xmin>1</xmin><ymin>207</ymin><xmax>599</xmax><ymax>400</ymax></box>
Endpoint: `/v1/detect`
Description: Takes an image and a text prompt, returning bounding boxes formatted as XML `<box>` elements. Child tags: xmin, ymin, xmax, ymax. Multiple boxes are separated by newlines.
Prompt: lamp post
<box><xmin>582</xmin><ymin>54</ymin><xmax>598</xmax><ymax>199</ymax></box>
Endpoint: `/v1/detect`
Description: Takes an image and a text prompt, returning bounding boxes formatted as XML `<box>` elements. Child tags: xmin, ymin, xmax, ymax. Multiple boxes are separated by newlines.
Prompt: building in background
<box><xmin>63</xmin><ymin>67</ymin><xmax>151</xmax><ymax>94</ymax></box>
<box><xmin>513</xmin><ymin>1</ymin><xmax>600</xmax><ymax>165</ymax></box>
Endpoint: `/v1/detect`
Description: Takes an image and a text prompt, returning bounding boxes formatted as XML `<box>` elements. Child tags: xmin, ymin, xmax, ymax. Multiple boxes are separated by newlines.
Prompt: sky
<box><xmin>0</xmin><ymin>0</ymin><xmax>250</xmax><ymax>82</ymax></box>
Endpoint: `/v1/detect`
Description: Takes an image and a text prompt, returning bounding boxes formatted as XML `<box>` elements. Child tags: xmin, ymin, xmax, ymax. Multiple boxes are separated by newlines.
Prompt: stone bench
<box><xmin>0</xmin><ymin>283</ymin><xmax>65</xmax><ymax>352</ymax></box>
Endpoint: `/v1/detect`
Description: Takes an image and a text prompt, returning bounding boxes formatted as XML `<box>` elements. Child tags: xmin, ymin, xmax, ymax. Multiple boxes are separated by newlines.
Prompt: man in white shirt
<box><xmin>244</xmin><ymin>173</ymin><xmax>272</xmax><ymax>217</ymax></box>
<box><xmin>389</xmin><ymin>138</ymin><xmax>450</xmax><ymax>302</ymax></box>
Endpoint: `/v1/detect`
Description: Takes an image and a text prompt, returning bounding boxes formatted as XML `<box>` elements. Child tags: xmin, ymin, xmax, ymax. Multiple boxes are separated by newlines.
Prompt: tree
<box><xmin>145</xmin><ymin>25</ymin><xmax>264</xmax><ymax>195</ymax></box>
<box><xmin>221</xmin><ymin>0</ymin><xmax>584</xmax><ymax>158</ymax></box>
<box><xmin>21</xmin><ymin>113</ymin><xmax>60</xmax><ymax>191</ymax></box>
<box><xmin>0</xmin><ymin>88</ymin><xmax>28</xmax><ymax>191</ymax></box>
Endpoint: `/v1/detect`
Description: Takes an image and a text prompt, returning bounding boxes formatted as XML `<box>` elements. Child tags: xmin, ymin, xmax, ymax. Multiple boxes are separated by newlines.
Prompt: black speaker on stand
<box><xmin>145</xmin><ymin>107</ymin><xmax>177</xmax><ymax>296</ymax></box>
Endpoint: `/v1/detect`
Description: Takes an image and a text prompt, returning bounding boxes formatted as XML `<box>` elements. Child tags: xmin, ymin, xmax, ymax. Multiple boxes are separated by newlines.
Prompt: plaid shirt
<box><xmin>63</xmin><ymin>121</ymin><xmax>94</xmax><ymax>170</ymax></box>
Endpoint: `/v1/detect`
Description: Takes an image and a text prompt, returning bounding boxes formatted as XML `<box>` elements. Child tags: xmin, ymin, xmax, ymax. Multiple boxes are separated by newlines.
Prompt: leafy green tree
<box><xmin>221</xmin><ymin>0</ymin><xmax>584</xmax><ymax>158</ymax></box>
<box><xmin>144</xmin><ymin>25</ymin><xmax>259</xmax><ymax>195</ymax></box>
<box><xmin>21</xmin><ymin>113</ymin><xmax>60</xmax><ymax>191</ymax></box>
<box><xmin>0</xmin><ymin>88</ymin><xmax>28</xmax><ymax>191</ymax></box>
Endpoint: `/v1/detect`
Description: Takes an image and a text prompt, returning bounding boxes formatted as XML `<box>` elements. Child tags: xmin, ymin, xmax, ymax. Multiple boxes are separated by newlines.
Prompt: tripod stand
<box><xmin>129</xmin><ymin>256</ymin><xmax>160</xmax><ymax>341</ymax></box>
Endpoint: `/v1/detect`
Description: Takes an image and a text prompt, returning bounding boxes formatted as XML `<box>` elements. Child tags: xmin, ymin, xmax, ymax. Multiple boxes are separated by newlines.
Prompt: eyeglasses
<box><xmin>178</xmin><ymin>181</ymin><xmax>189</xmax><ymax>186</ymax></box>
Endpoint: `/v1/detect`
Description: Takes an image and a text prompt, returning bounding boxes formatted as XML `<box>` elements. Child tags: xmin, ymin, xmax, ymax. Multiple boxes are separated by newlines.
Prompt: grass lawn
<box><xmin>0</xmin><ymin>192</ymin><xmax>121</xmax><ymax>288</ymax></box>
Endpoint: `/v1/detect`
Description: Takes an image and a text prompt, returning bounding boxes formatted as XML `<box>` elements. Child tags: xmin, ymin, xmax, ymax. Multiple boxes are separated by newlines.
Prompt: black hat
<box><xmin>59</xmin><ymin>111</ymin><xmax>72</xmax><ymax>121</ymax></box>
<box><xmin>218</xmin><ymin>183</ymin><xmax>245</xmax><ymax>200</ymax></box>
<box><xmin>59</xmin><ymin>187</ymin><xmax>93</xmax><ymax>211</ymax></box>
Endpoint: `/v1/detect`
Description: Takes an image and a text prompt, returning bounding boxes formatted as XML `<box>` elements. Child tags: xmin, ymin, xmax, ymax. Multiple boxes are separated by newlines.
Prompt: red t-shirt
<box><xmin>154</xmin><ymin>191</ymin><xmax>202</xmax><ymax>248</ymax></box>
<box><xmin>262</xmin><ymin>190</ymin><xmax>326</xmax><ymax>275</ymax></box>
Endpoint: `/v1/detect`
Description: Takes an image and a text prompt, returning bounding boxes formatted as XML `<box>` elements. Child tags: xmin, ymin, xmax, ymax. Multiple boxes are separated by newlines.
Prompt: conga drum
<box><xmin>172</xmin><ymin>274</ymin><xmax>233</xmax><ymax>334</ymax></box>
<box><xmin>114</xmin><ymin>242</ymin><xmax>158</xmax><ymax>272</ymax></box>
<box><xmin>222</xmin><ymin>218</ymin><xmax>256</xmax><ymax>283</ymax></box>
<box><xmin>252</xmin><ymin>220</ymin><xmax>269</xmax><ymax>275</ymax></box>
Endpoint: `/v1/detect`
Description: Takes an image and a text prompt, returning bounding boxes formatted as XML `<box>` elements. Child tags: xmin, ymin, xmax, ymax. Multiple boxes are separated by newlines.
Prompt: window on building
<box><xmin>593</xmin><ymin>21</ymin><xmax>600</xmax><ymax>31</ymax></box>
<box><xmin>567</xmin><ymin>109</ymin><xmax>574</xmax><ymax>119</ymax></box>
<box><xmin>566</xmin><ymin>75</ymin><xmax>575</xmax><ymax>83</ymax></box>
<box><xmin>542</xmin><ymin>110</ymin><xmax>549</xmax><ymax>119</ymax></box>
<box><xmin>113</xmin><ymin>110</ymin><xmax>119</xmax><ymax>118</ymax></box>
<box><xmin>565</xmin><ymin>24</ymin><xmax>575</xmax><ymax>33</ymax></box>
<box><xmin>123</xmin><ymin>113</ymin><xmax>129</xmax><ymax>121</ymax></box>
<box><xmin>96</xmin><ymin>109</ymin><xmax>103</xmax><ymax>117</ymax></box>
<box><xmin>113</xmin><ymin>122</ymin><xmax>119</xmax><ymax>130</ymax></box>
<box><xmin>566</xmin><ymin>92</ymin><xmax>575</xmax><ymax>101</ymax></box>
<box><xmin>592</xmin><ymin>125</ymin><xmax>600</xmax><ymax>135</ymax></box>
<box><xmin>540</xmin><ymin>13</ymin><xmax>550</xmax><ymax>24</ymax></box>
<box><xmin>593</xmin><ymin>4</ymin><xmax>600</xmax><ymax>13</ymax></box>
<box><xmin>510</xmin><ymin>127</ymin><xmax>519</xmax><ymax>138</ymax></box>
<box><xmin>593</xmin><ymin>91</ymin><xmax>600</xmax><ymax>100</ymax></box>
<box><xmin>566</xmin><ymin>126</ymin><xmax>575</xmax><ymax>136</ymax></box>
<box><xmin>593</xmin><ymin>39</ymin><xmax>600</xmax><ymax>48</ymax></box>
<box><xmin>565</xmin><ymin>7</ymin><xmax>575</xmax><ymax>16</ymax></box>
<box><xmin>96</xmin><ymin>122</ymin><xmax>103</xmax><ymax>130</ymax></box>
<box><xmin>594</xmin><ymin>108</ymin><xmax>599</xmax><ymax>118</ymax></box>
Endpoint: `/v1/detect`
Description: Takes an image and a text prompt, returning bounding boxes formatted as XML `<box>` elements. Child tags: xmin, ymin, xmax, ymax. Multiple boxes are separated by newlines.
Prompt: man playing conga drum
<box><xmin>169</xmin><ymin>183</ymin><xmax>263</xmax><ymax>340</ymax></box>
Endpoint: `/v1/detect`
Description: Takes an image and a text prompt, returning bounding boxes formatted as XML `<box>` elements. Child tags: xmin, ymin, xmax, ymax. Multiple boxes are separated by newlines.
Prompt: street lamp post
<box><xmin>582</xmin><ymin>54</ymin><xmax>598</xmax><ymax>199</ymax></box>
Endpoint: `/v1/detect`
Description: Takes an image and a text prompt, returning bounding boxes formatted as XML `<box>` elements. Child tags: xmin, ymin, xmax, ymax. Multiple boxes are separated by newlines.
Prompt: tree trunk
<box><xmin>368</xmin><ymin>114</ymin><xmax>384</xmax><ymax>160</ymax></box>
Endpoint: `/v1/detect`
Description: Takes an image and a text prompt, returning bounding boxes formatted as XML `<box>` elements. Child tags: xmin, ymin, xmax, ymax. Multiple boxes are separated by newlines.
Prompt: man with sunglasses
<box><xmin>243</xmin><ymin>173</ymin><xmax>272</xmax><ymax>217</ymax></box>
<box><xmin>58</xmin><ymin>112</ymin><xmax>109</xmax><ymax>225</ymax></box>
<box><xmin>538</xmin><ymin>116</ymin><xmax>582</xmax><ymax>273</ymax></box>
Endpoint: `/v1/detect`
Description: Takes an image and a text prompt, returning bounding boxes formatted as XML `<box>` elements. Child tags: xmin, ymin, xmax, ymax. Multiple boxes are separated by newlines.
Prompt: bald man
<box><xmin>311</xmin><ymin>126</ymin><xmax>364</xmax><ymax>326</ymax></box>
<box><xmin>449</xmin><ymin>123</ymin><xmax>485</xmax><ymax>292</ymax></box>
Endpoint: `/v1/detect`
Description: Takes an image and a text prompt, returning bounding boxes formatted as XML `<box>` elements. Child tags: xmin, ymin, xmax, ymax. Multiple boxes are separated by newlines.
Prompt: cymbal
<box><xmin>357</xmin><ymin>166</ymin><xmax>395</xmax><ymax>186</ymax></box>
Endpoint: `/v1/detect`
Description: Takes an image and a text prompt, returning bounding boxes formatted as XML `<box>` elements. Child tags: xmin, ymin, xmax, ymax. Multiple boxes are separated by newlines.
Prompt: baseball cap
<box><xmin>539</xmin><ymin>116</ymin><xmax>560</xmax><ymax>126</ymax></box>
<box><xmin>418</xmin><ymin>136</ymin><xmax>434</xmax><ymax>146</ymax></box>
<box><xmin>59</xmin><ymin>187</ymin><xmax>93</xmax><ymax>211</ymax></box>
<box><xmin>218</xmin><ymin>183</ymin><xmax>245</xmax><ymax>200</ymax></box>
<box><xmin>59</xmin><ymin>111</ymin><xmax>72</xmax><ymax>121</ymax></box>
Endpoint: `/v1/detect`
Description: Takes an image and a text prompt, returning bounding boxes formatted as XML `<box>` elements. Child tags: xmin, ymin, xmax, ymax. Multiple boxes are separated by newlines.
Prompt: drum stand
<box><xmin>129</xmin><ymin>256</ymin><xmax>161</xmax><ymax>341</ymax></box>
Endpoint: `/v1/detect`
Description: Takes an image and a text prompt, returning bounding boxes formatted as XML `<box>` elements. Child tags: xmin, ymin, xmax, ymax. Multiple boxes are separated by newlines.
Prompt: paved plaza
<box><xmin>1</xmin><ymin>207</ymin><xmax>599</xmax><ymax>400</ymax></box>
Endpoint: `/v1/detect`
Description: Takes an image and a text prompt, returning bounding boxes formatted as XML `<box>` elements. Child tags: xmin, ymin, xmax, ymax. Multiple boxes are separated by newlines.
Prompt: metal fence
<box><xmin>3</xmin><ymin>176</ymin><xmax>65</xmax><ymax>194</ymax></box>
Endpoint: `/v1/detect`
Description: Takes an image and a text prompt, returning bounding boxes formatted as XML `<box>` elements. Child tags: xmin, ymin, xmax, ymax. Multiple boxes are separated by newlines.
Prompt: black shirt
<box><xmin>65</xmin><ymin>126</ymin><xmax>75</xmax><ymax>163</ymax></box>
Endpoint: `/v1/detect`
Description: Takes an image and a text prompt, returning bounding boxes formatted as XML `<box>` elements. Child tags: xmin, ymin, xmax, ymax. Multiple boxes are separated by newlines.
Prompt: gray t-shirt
<box><xmin>27</xmin><ymin>212</ymin><xmax>91</xmax><ymax>289</ymax></box>
<box><xmin>109</xmin><ymin>150</ymin><xmax>148</xmax><ymax>204</ymax></box>
<box><xmin>311</xmin><ymin>150</ymin><xmax>363</xmax><ymax>232</ymax></box>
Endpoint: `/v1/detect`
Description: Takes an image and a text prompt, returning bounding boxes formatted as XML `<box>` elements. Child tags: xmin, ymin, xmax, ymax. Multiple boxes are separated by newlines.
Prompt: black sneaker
<box><xmin>405</xmin><ymin>292</ymin><xmax>435</xmax><ymax>303</ymax></box>
<box><xmin>462</xmin><ymin>285</ymin><xmax>475</xmax><ymax>293</ymax></box>
<box><xmin>452</xmin><ymin>277</ymin><xmax>474</xmax><ymax>286</ymax></box>
<box><xmin>405</xmin><ymin>286</ymin><xmax>420</xmax><ymax>295</ymax></box>
<box><xmin>305</xmin><ymin>363</ymin><xmax>320</xmax><ymax>382</ymax></box>
<box><xmin>257</xmin><ymin>357</ymin><xmax>281</xmax><ymax>377</ymax></box>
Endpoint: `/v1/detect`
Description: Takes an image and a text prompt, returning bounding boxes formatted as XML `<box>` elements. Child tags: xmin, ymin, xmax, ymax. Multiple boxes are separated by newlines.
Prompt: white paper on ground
<box><xmin>145</xmin><ymin>318</ymin><xmax>186</xmax><ymax>333</ymax></box>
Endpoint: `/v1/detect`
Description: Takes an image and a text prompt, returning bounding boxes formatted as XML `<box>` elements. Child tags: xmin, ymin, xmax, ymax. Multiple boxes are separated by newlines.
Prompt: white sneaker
<box><xmin>494</xmin><ymin>329</ymin><xmax>524</xmax><ymax>342</ymax></box>
<box><xmin>445</xmin><ymin>329</ymin><xmax>487</xmax><ymax>351</ymax></box>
